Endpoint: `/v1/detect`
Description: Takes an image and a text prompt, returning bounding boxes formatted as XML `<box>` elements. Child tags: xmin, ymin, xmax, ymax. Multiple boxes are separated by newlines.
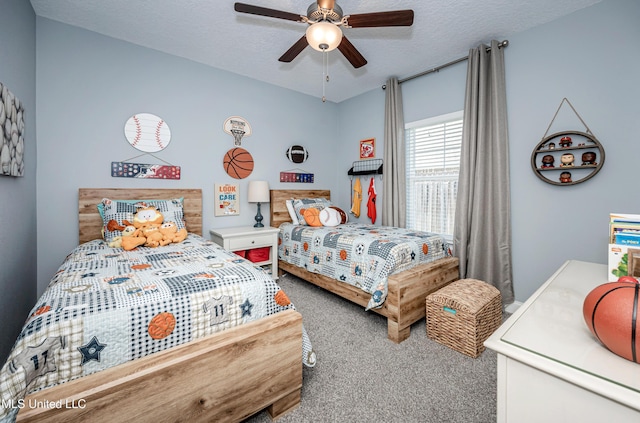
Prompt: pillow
<box><xmin>285</xmin><ymin>199</ymin><xmax>299</xmax><ymax>225</ymax></box>
<box><xmin>100</xmin><ymin>198</ymin><xmax>185</xmax><ymax>242</ymax></box>
<box><xmin>319</xmin><ymin>206</ymin><xmax>349</xmax><ymax>227</ymax></box>
<box><xmin>97</xmin><ymin>197</ymin><xmax>183</xmax><ymax>220</ymax></box>
<box><xmin>301</xmin><ymin>208</ymin><xmax>323</xmax><ymax>227</ymax></box>
<box><xmin>291</xmin><ymin>198</ymin><xmax>331</xmax><ymax>226</ymax></box>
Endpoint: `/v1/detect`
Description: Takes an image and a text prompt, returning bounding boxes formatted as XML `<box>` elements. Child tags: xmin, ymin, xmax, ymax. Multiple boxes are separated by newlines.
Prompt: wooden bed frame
<box><xmin>270</xmin><ymin>189</ymin><xmax>459</xmax><ymax>343</ymax></box>
<box><xmin>18</xmin><ymin>188</ymin><xmax>303</xmax><ymax>423</ymax></box>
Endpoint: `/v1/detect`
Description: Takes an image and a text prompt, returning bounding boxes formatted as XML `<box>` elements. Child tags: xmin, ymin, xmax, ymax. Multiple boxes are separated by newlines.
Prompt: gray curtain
<box><xmin>453</xmin><ymin>40</ymin><xmax>514</xmax><ymax>304</ymax></box>
<box><xmin>382</xmin><ymin>77</ymin><xmax>406</xmax><ymax>227</ymax></box>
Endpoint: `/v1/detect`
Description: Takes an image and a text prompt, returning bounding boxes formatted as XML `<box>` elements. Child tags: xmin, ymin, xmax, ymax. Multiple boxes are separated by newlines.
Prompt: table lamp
<box><xmin>247</xmin><ymin>180</ymin><xmax>270</xmax><ymax>227</ymax></box>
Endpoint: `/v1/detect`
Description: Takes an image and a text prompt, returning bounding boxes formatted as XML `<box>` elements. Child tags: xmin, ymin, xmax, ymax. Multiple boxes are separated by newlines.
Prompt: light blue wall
<box><xmin>35</xmin><ymin>18</ymin><xmax>340</xmax><ymax>294</ymax></box>
<box><xmin>337</xmin><ymin>0</ymin><xmax>640</xmax><ymax>302</ymax></box>
<box><xmin>0</xmin><ymin>0</ymin><xmax>37</xmax><ymax>361</ymax></box>
<box><xmin>32</xmin><ymin>0</ymin><xmax>640</xmax><ymax>307</ymax></box>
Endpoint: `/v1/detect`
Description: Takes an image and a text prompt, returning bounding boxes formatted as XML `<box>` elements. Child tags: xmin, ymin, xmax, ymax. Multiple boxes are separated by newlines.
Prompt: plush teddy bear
<box><xmin>159</xmin><ymin>221</ymin><xmax>188</xmax><ymax>246</ymax></box>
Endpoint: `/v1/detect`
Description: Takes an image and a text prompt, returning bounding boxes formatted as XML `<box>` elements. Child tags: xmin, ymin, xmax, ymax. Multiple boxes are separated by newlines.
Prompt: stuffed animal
<box><xmin>121</xmin><ymin>206</ymin><xmax>165</xmax><ymax>251</ymax></box>
<box><xmin>108</xmin><ymin>225</ymin><xmax>137</xmax><ymax>248</ymax></box>
<box><xmin>159</xmin><ymin>221</ymin><xmax>188</xmax><ymax>246</ymax></box>
<box><xmin>142</xmin><ymin>224</ymin><xmax>164</xmax><ymax>248</ymax></box>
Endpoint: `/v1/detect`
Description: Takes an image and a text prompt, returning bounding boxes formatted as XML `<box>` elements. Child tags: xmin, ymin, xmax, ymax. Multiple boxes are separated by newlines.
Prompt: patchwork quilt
<box><xmin>0</xmin><ymin>234</ymin><xmax>315</xmax><ymax>423</ymax></box>
<box><xmin>279</xmin><ymin>223</ymin><xmax>451</xmax><ymax>310</ymax></box>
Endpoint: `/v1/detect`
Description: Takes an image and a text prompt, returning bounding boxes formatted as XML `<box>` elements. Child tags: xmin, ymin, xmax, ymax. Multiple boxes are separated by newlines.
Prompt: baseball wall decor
<box><xmin>223</xmin><ymin>116</ymin><xmax>252</xmax><ymax>146</ymax></box>
<box><xmin>124</xmin><ymin>113</ymin><xmax>171</xmax><ymax>152</ymax></box>
<box><xmin>286</xmin><ymin>145</ymin><xmax>309</xmax><ymax>164</ymax></box>
<box><xmin>0</xmin><ymin>82</ymin><xmax>25</xmax><ymax>177</ymax></box>
<box><xmin>223</xmin><ymin>147</ymin><xmax>254</xmax><ymax>179</ymax></box>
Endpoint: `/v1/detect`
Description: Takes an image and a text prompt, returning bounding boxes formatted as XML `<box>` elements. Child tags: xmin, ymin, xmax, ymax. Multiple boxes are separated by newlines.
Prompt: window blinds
<box><xmin>405</xmin><ymin>112</ymin><xmax>463</xmax><ymax>239</ymax></box>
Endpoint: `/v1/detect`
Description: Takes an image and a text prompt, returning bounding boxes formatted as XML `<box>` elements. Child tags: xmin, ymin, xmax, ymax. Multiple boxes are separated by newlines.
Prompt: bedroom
<box><xmin>1</xmin><ymin>0</ymin><xmax>639</xmax><ymax>420</ymax></box>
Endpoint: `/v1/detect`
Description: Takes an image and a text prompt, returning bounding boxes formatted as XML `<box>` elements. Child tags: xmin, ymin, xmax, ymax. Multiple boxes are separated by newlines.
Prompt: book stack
<box><xmin>610</xmin><ymin>213</ymin><xmax>640</xmax><ymax>246</ymax></box>
<box><xmin>609</xmin><ymin>213</ymin><xmax>640</xmax><ymax>281</ymax></box>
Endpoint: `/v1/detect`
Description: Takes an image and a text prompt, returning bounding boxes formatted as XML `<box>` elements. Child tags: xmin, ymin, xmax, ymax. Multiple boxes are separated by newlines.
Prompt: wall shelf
<box><xmin>348</xmin><ymin>158</ymin><xmax>383</xmax><ymax>176</ymax></box>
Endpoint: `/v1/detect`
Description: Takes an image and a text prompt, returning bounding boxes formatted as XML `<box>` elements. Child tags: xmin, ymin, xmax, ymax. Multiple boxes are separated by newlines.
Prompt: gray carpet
<box><xmin>245</xmin><ymin>273</ymin><xmax>501</xmax><ymax>423</ymax></box>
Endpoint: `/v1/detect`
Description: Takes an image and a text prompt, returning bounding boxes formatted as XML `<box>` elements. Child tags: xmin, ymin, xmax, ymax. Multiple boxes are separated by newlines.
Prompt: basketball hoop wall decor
<box><xmin>223</xmin><ymin>116</ymin><xmax>251</xmax><ymax>146</ymax></box>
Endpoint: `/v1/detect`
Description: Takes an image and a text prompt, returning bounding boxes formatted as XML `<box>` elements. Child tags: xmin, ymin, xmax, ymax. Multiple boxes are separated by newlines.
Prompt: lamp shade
<box><xmin>306</xmin><ymin>22</ymin><xmax>342</xmax><ymax>52</ymax></box>
<box><xmin>247</xmin><ymin>181</ymin><xmax>270</xmax><ymax>203</ymax></box>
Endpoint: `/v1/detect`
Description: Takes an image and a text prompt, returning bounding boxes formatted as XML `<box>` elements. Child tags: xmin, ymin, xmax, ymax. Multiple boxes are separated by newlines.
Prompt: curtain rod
<box><xmin>382</xmin><ymin>40</ymin><xmax>508</xmax><ymax>89</ymax></box>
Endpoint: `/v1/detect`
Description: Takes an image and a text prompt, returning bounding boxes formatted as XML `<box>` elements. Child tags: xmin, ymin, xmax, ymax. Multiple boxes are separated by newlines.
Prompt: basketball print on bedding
<box><xmin>223</xmin><ymin>147</ymin><xmax>254</xmax><ymax>179</ymax></box>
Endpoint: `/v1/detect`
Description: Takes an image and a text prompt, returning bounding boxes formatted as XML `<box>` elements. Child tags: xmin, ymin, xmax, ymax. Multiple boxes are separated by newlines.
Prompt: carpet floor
<box><xmin>245</xmin><ymin>273</ymin><xmax>501</xmax><ymax>423</ymax></box>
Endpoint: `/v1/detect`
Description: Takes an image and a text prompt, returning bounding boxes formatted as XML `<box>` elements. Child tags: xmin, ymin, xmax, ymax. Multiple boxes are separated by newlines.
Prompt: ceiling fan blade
<box><xmin>234</xmin><ymin>2</ymin><xmax>303</xmax><ymax>22</ymax></box>
<box><xmin>279</xmin><ymin>36</ymin><xmax>309</xmax><ymax>63</ymax></box>
<box><xmin>337</xmin><ymin>36</ymin><xmax>367</xmax><ymax>68</ymax></box>
<box><xmin>345</xmin><ymin>10</ymin><xmax>414</xmax><ymax>28</ymax></box>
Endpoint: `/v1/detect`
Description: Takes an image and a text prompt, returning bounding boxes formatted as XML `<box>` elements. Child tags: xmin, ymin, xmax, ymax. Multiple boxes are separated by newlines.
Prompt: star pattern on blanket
<box><xmin>78</xmin><ymin>336</ymin><xmax>107</xmax><ymax>365</ymax></box>
<box><xmin>240</xmin><ymin>298</ymin><xmax>253</xmax><ymax>317</ymax></box>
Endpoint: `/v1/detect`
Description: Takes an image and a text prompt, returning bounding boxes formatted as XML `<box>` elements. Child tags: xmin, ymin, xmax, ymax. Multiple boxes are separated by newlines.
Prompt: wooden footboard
<box><xmin>279</xmin><ymin>257</ymin><xmax>459</xmax><ymax>343</ymax></box>
<box><xmin>17</xmin><ymin>310</ymin><xmax>303</xmax><ymax>423</ymax></box>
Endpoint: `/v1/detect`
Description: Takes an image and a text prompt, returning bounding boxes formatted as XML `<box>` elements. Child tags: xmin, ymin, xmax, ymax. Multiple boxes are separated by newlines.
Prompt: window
<box><xmin>405</xmin><ymin>111</ymin><xmax>463</xmax><ymax>241</ymax></box>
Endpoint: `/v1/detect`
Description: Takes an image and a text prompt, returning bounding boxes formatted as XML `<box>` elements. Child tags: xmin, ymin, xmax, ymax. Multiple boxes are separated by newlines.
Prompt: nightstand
<box><xmin>209</xmin><ymin>226</ymin><xmax>279</xmax><ymax>279</ymax></box>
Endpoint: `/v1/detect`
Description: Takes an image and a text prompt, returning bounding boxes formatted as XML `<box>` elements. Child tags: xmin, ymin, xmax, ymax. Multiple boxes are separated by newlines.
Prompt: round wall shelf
<box><xmin>530</xmin><ymin>130</ymin><xmax>605</xmax><ymax>186</ymax></box>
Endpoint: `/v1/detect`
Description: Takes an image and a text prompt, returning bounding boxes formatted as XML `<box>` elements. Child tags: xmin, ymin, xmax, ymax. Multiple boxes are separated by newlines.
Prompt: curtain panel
<box><xmin>453</xmin><ymin>40</ymin><xmax>514</xmax><ymax>304</ymax></box>
<box><xmin>382</xmin><ymin>77</ymin><xmax>406</xmax><ymax>227</ymax></box>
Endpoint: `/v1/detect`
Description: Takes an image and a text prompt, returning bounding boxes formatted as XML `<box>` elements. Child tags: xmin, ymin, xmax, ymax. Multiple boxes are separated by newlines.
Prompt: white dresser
<box><xmin>484</xmin><ymin>260</ymin><xmax>640</xmax><ymax>422</ymax></box>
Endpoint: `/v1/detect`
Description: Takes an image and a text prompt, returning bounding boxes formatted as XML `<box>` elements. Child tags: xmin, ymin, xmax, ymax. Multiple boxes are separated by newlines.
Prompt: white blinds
<box><xmin>405</xmin><ymin>111</ymin><xmax>463</xmax><ymax>239</ymax></box>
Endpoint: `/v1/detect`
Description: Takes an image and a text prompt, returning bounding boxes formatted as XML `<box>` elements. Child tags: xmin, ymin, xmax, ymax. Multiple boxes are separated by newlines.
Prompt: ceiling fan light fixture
<box><xmin>305</xmin><ymin>21</ymin><xmax>342</xmax><ymax>52</ymax></box>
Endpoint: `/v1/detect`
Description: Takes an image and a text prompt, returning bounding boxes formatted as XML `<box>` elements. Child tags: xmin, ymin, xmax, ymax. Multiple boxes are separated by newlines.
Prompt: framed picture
<box><xmin>214</xmin><ymin>183</ymin><xmax>240</xmax><ymax>216</ymax></box>
<box><xmin>359</xmin><ymin>138</ymin><xmax>375</xmax><ymax>159</ymax></box>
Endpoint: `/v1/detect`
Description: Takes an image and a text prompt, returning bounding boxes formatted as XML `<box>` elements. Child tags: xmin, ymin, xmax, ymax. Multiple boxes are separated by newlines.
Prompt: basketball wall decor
<box><xmin>124</xmin><ymin>113</ymin><xmax>171</xmax><ymax>152</ymax></box>
<box><xmin>286</xmin><ymin>145</ymin><xmax>309</xmax><ymax>163</ymax></box>
<box><xmin>223</xmin><ymin>147</ymin><xmax>254</xmax><ymax>179</ymax></box>
<box><xmin>223</xmin><ymin>116</ymin><xmax>252</xmax><ymax>146</ymax></box>
<box><xmin>583</xmin><ymin>276</ymin><xmax>640</xmax><ymax>363</ymax></box>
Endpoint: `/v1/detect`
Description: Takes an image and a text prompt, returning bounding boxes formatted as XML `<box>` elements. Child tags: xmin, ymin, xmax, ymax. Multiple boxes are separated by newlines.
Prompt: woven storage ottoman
<box><xmin>426</xmin><ymin>278</ymin><xmax>502</xmax><ymax>358</ymax></box>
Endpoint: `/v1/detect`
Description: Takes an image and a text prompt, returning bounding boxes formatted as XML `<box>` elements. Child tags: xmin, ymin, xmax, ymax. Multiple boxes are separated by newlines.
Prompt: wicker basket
<box><xmin>426</xmin><ymin>278</ymin><xmax>502</xmax><ymax>358</ymax></box>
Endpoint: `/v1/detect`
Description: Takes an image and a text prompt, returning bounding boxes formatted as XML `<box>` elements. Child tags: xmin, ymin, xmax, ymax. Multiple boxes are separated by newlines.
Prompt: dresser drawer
<box><xmin>228</xmin><ymin>233</ymin><xmax>274</xmax><ymax>250</ymax></box>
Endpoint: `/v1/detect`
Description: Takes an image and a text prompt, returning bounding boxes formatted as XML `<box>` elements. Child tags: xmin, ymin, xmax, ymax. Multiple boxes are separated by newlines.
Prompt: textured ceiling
<box><xmin>30</xmin><ymin>0</ymin><xmax>602</xmax><ymax>103</ymax></box>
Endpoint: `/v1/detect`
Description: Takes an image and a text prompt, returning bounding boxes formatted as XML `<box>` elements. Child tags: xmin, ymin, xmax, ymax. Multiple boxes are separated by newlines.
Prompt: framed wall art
<box><xmin>359</xmin><ymin>138</ymin><xmax>375</xmax><ymax>159</ymax></box>
<box><xmin>214</xmin><ymin>183</ymin><xmax>240</xmax><ymax>216</ymax></box>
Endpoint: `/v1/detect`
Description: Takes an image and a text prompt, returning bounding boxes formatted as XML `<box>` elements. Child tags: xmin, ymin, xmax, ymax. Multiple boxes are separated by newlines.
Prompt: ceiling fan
<box><xmin>234</xmin><ymin>1</ymin><xmax>414</xmax><ymax>68</ymax></box>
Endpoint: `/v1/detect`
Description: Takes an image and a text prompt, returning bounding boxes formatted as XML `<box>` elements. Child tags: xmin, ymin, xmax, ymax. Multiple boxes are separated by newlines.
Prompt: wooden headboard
<box><xmin>269</xmin><ymin>189</ymin><xmax>331</xmax><ymax>228</ymax></box>
<box><xmin>78</xmin><ymin>188</ymin><xmax>203</xmax><ymax>243</ymax></box>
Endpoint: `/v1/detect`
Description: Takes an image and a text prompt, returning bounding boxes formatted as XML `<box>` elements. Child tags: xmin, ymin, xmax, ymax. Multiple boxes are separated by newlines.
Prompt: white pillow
<box><xmin>285</xmin><ymin>199</ymin><xmax>299</xmax><ymax>225</ymax></box>
<box><xmin>319</xmin><ymin>207</ymin><xmax>341</xmax><ymax>227</ymax></box>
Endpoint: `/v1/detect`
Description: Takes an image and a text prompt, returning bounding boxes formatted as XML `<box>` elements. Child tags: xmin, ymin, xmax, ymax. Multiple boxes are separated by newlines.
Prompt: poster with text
<box><xmin>215</xmin><ymin>183</ymin><xmax>240</xmax><ymax>216</ymax></box>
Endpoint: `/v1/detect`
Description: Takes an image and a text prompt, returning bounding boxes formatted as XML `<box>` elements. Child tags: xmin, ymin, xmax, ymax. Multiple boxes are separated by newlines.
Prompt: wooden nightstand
<box><xmin>209</xmin><ymin>226</ymin><xmax>279</xmax><ymax>279</ymax></box>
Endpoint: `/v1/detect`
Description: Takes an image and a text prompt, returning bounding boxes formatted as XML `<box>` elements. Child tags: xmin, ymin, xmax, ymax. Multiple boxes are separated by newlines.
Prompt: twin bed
<box><xmin>2</xmin><ymin>189</ymin><xmax>307</xmax><ymax>423</ymax></box>
<box><xmin>2</xmin><ymin>187</ymin><xmax>460</xmax><ymax>423</ymax></box>
<box><xmin>269</xmin><ymin>189</ymin><xmax>460</xmax><ymax>343</ymax></box>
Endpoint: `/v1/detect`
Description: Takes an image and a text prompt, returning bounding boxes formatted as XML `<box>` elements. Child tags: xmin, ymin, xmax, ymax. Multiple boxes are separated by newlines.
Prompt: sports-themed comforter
<box><xmin>278</xmin><ymin>223</ymin><xmax>451</xmax><ymax>310</ymax></box>
<box><xmin>0</xmin><ymin>234</ymin><xmax>315</xmax><ymax>423</ymax></box>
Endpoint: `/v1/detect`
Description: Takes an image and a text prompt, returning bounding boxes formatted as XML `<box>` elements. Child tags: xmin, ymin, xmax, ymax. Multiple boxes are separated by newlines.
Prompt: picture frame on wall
<box><xmin>359</xmin><ymin>138</ymin><xmax>375</xmax><ymax>159</ymax></box>
<box><xmin>214</xmin><ymin>183</ymin><xmax>240</xmax><ymax>216</ymax></box>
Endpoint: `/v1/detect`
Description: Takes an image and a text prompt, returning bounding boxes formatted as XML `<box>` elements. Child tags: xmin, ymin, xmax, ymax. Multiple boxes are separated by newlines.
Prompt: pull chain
<box><xmin>322</xmin><ymin>48</ymin><xmax>329</xmax><ymax>102</ymax></box>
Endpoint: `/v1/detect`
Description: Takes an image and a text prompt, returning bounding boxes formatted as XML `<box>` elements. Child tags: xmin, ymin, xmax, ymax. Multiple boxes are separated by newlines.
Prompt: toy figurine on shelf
<box><xmin>582</xmin><ymin>151</ymin><xmax>597</xmax><ymax>165</ymax></box>
<box><xmin>541</xmin><ymin>155</ymin><xmax>555</xmax><ymax>168</ymax></box>
<box><xmin>560</xmin><ymin>153</ymin><xmax>574</xmax><ymax>167</ymax></box>
<box><xmin>548</xmin><ymin>142</ymin><xmax>556</xmax><ymax>150</ymax></box>
<box><xmin>559</xmin><ymin>136</ymin><xmax>572</xmax><ymax>148</ymax></box>
<box><xmin>560</xmin><ymin>171</ymin><xmax>572</xmax><ymax>183</ymax></box>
